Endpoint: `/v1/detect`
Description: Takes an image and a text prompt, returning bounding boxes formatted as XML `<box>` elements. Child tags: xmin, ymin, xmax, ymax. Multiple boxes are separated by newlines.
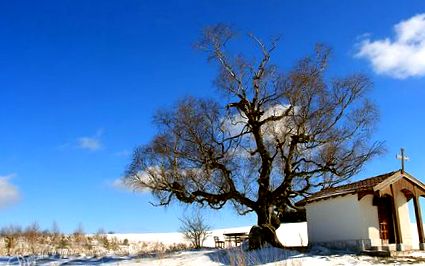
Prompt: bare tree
<box><xmin>125</xmin><ymin>24</ymin><xmax>383</xmax><ymax>248</ymax></box>
<box><xmin>74</xmin><ymin>223</ymin><xmax>85</xmax><ymax>237</ymax></box>
<box><xmin>50</xmin><ymin>221</ymin><xmax>62</xmax><ymax>245</ymax></box>
<box><xmin>72</xmin><ymin>223</ymin><xmax>86</xmax><ymax>249</ymax></box>
<box><xmin>179</xmin><ymin>213</ymin><xmax>210</xmax><ymax>249</ymax></box>
<box><xmin>96</xmin><ymin>228</ymin><xmax>106</xmax><ymax>235</ymax></box>
<box><xmin>51</xmin><ymin>221</ymin><xmax>60</xmax><ymax>236</ymax></box>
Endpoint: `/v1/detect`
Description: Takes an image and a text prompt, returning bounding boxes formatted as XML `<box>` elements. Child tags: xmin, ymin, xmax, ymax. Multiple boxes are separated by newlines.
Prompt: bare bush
<box><xmin>0</xmin><ymin>222</ymin><xmax>190</xmax><ymax>257</ymax></box>
<box><xmin>179</xmin><ymin>213</ymin><xmax>210</xmax><ymax>249</ymax></box>
<box><xmin>0</xmin><ymin>225</ymin><xmax>22</xmax><ymax>255</ymax></box>
<box><xmin>23</xmin><ymin>222</ymin><xmax>40</xmax><ymax>254</ymax></box>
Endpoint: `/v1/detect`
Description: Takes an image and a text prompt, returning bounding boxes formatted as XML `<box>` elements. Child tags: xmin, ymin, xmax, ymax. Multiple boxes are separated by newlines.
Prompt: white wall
<box><xmin>276</xmin><ymin>222</ymin><xmax>308</xmax><ymax>246</ymax></box>
<box><xmin>306</xmin><ymin>194</ymin><xmax>368</xmax><ymax>243</ymax></box>
<box><xmin>306</xmin><ymin>192</ymin><xmax>416</xmax><ymax>249</ymax></box>
<box><xmin>358</xmin><ymin>195</ymin><xmax>380</xmax><ymax>246</ymax></box>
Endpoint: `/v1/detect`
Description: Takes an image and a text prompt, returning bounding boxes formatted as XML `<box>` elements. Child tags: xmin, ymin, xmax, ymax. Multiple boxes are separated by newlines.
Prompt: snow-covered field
<box><xmin>2</xmin><ymin>246</ymin><xmax>425</xmax><ymax>265</ymax></box>
<box><xmin>107</xmin><ymin>222</ymin><xmax>308</xmax><ymax>248</ymax></box>
<box><xmin>102</xmin><ymin>247</ymin><xmax>425</xmax><ymax>266</ymax></box>
<box><xmin>1</xmin><ymin>222</ymin><xmax>425</xmax><ymax>265</ymax></box>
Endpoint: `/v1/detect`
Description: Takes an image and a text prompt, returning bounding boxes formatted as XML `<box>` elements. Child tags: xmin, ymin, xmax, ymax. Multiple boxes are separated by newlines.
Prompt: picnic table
<box><xmin>223</xmin><ymin>232</ymin><xmax>249</xmax><ymax>247</ymax></box>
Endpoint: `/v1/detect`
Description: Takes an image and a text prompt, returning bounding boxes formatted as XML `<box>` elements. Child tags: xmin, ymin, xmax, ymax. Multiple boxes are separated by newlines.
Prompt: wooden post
<box><xmin>390</xmin><ymin>184</ymin><xmax>403</xmax><ymax>250</ymax></box>
<box><xmin>413</xmin><ymin>195</ymin><xmax>425</xmax><ymax>250</ymax></box>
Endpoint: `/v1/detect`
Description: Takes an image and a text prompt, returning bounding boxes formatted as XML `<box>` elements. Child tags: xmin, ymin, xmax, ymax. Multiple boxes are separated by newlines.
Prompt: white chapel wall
<box><xmin>306</xmin><ymin>194</ymin><xmax>366</xmax><ymax>243</ymax></box>
<box><xmin>358</xmin><ymin>194</ymin><xmax>381</xmax><ymax>246</ymax></box>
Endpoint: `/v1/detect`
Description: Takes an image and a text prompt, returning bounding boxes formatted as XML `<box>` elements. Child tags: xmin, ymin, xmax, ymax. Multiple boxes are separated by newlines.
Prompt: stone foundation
<box><xmin>311</xmin><ymin>239</ymin><xmax>420</xmax><ymax>254</ymax></box>
<box><xmin>310</xmin><ymin>239</ymin><xmax>372</xmax><ymax>252</ymax></box>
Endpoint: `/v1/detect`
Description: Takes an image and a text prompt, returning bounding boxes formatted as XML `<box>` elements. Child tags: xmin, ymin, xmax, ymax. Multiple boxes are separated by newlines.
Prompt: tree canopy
<box><xmin>125</xmin><ymin>24</ymin><xmax>383</xmax><ymax>248</ymax></box>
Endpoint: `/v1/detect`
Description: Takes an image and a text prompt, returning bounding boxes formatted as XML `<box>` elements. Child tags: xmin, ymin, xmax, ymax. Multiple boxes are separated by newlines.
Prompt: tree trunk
<box><xmin>248</xmin><ymin>206</ymin><xmax>285</xmax><ymax>250</ymax></box>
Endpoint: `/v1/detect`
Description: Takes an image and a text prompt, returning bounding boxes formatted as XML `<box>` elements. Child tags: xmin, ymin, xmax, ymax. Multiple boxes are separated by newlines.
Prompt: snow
<box><xmin>3</xmin><ymin>247</ymin><xmax>424</xmax><ymax>265</ymax></box>
<box><xmin>107</xmin><ymin>222</ymin><xmax>308</xmax><ymax>248</ymax></box>
<box><xmin>113</xmin><ymin>246</ymin><xmax>425</xmax><ymax>266</ymax></box>
<box><xmin>1</xmin><ymin>222</ymin><xmax>425</xmax><ymax>265</ymax></box>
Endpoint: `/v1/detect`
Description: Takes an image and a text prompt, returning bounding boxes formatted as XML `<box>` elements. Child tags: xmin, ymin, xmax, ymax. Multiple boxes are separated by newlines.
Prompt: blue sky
<box><xmin>1</xmin><ymin>0</ymin><xmax>425</xmax><ymax>233</ymax></box>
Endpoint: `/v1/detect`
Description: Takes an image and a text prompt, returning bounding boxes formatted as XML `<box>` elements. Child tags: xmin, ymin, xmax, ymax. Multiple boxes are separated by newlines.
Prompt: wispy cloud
<box><xmin>114</xmin><ymin>150</ymin><xmax>131</xmax><ymax>157</ymax></box>
<box><xmin>77</xmin><ymin>129</ymin><xmax>103</xmax><ymax>151</ymax></box>
<box><xmin>107</xmin><ymin>176</ymin><xmax>149</xmax><ymax>193</ymax></box>
<box><xmin>0</xmin><ymin>174</ymin><xmax>20</xmax><ymax>209</ymax></box>
<box><xmin>77</xmin><ymin>137</ymin><xmax>102</xmax><ymax>151</ymax></box>
<box><xmin>109</xmin><ymin>178</ymin><xmax>128</xmax><ymax>190</ymax></box>
<box><xmin>356</xmin><ymin>13</ymin><xmax>425</xmax><ymax>79</ymax></box>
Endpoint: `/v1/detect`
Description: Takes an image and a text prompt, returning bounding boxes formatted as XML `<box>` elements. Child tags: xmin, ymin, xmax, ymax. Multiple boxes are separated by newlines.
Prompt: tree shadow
<box><xmin>206</xmin><ymin>246</ymin><xmax>307</xmax><ymax>266</ymax></box>
<box><xmin>1</xmin><ymin>253</ymin><xmax>160</xmax><ymax>265</ymax></box>
<box><xmin>58</xmin><ymin>256</ymin><xmax>129</xmax><ymax>265</ymax></box>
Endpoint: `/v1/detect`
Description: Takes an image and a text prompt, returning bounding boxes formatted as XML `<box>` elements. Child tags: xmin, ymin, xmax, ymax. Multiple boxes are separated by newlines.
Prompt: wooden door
<box><xmin>377</xmin><ymin>196</ymin><xmax>395</xmax><ymax>244</ymax></box>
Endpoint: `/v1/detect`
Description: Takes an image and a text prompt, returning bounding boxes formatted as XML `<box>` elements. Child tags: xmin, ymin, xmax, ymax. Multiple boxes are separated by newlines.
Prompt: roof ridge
<box><xmin>300</xmin><ymin>170</ymin><xmax>401</xmax><ymax>205</ymax></box>
<box><xmin>331</xmin><ymin>170</ymin><xmax>400</xmax><ymax>190</ymax></box>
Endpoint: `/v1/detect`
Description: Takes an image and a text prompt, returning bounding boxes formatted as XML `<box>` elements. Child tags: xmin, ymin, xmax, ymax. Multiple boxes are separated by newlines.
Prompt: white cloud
<box><xmin>0</xmin><ymin>174</ymin><xmax>20</xmax><ymax>209</ymax></box>
<box><xmin>109</xmin><ymin>178</ymin><xmax>128</xmax><ymax>190</ymax></box>
<box><xmin>77</xmin><ymin>137</ymin><xmax>102</xmax><ymax>151</ymax></box>
<box><xmin>77</xmin><ymin>129</ymin><xmax>103</xmax><ymax>151</ymax></box>
<box><xmin>108</xmin><ymin>177</ymin><xmax>149</xmax><ymax>193</ymax></box>
<box><xmin>356</xmin><ymin>13</ymin><xmax>425</xmax><ymax>79</ymax></box>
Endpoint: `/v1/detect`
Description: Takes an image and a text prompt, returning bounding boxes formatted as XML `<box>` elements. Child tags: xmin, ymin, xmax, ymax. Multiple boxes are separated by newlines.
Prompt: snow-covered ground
<box><xmin>105</xmin><ymin>247</ymin><xmax>425</xmax><ymax>266</ymax></box>
<box><xmin>2</xmin><ymin>246</ymin><xmax>425</xmax><ymax>265</ymax></box>
<box><xmin>1</xmin><ymin>222</ymin><xmax>425</xmax><ymax>265</ymax></box>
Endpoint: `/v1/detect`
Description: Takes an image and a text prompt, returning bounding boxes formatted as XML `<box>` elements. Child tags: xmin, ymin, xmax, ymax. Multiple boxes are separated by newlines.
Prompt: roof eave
<box><xmin>373</xmin><ymin>170</ymin><xmax>425</xmax><ymax>196</ymax></box>
<box><xmin>373</xmin><ymin>170</ymin><xmax>402</xmax><ymax>193</ymax></box>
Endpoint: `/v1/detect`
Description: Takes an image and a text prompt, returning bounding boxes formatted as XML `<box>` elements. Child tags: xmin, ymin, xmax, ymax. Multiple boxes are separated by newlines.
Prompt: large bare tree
<box><xmin>125</xmin><ymin>24</ymin><xmax>383</xmax><ymax>248</ymax></box>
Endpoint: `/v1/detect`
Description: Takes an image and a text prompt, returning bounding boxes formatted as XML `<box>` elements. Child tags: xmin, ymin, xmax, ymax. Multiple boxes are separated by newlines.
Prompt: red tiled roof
<box><xmin>302</xmin><ymin>170</ymin><xmax>400</xmax><ymax>204</ymax></box>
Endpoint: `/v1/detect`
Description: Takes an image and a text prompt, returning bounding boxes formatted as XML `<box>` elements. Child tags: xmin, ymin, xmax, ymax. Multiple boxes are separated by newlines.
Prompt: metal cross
<box><xmin>396</xmin><ymin>148</ymin><xmax>409</xmax><ymax>173</ymax></box>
